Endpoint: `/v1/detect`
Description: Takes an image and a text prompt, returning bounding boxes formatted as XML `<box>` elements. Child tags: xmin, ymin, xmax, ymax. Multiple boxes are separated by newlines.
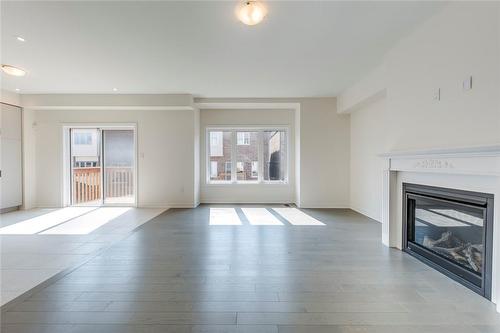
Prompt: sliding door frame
<box><xmin>62</xmin><ymin>123</ymin><xmax>138</xmax><ymax>208</ymax></box>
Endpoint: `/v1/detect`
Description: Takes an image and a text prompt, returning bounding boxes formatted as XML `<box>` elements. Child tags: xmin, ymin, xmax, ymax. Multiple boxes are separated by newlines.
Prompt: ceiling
<box><xmin>1</xmin><ymin>1</ymin><xmax>444</xmax><ymax>97</ymax></box>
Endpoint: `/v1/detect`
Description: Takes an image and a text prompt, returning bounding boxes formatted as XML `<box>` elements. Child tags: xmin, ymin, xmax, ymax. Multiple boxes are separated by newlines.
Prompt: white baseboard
<box><xmin>298</xmin><ymin>202</ymin><xmax>350</xmax><ymax>209</ymax></box>
<box><xmin>138</xmin><ymin>203</ymin><xmax>195</xmax><ymax>209</ymax></box>
<box><xmin>200</xmin><ymin>200</ymin><xmax>294</xmax><ymax>205</ymax></box>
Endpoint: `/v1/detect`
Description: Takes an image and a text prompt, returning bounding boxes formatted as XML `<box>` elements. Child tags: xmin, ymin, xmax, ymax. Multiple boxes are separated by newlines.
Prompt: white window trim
<box><xmin>206</xmin><ymin>126</ymin><xmax>289</xmax><ymax>185</ymax></box>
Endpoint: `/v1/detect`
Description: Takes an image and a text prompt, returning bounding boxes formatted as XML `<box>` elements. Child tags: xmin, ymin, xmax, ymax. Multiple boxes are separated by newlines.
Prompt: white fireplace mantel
<box><xmin>380</xmin><ymin>144</ymin><xmax>500</xmax><ymax>311</ymax></box>
<box><xmin>380</xmin><ymin>144</ymin><xmax>500</xmax><ymax>177</ymax></box>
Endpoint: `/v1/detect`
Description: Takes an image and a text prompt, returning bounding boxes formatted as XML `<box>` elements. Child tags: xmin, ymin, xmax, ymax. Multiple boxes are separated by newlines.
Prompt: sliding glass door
<box><xmin>69</xmin><ymin>127</ymin><xmax>135</xmax><ymax>206</ymax></box>
<box><xmin>70</xmin><ymin>128</ymin><xmax>102</xmax><ymax>205</ymax></box>
<box><xmin>103</xmin><ymin>130</ymin><xmax>135</xmax><ymax>205</ymax></box>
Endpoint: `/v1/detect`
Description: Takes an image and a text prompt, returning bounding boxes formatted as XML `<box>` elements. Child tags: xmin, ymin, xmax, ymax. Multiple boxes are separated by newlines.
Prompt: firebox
<box><xmin>403</xmin><ymin>183</ymin><xmax>494</xmax><ymax>299</ymax></box>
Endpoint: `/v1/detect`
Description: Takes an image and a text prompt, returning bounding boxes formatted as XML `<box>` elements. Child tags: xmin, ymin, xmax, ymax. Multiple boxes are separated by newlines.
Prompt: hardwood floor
<box><xmin>2</xmin><ymin>205</ymin><xmax>500</xmax><ymax>332</ymax></box>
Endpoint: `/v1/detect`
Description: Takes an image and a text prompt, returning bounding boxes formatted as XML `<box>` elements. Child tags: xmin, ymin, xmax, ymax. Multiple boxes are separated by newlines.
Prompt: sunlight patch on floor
<box><xmin>272</xmin><ymin>208</ymin><xmax>326</xmax><ymax>226</ymax></box>
<box><xmin>0</xmin><ymin>207</ymin><xmax>96</xmax><ymax>235</ymax></box>
<box><xmin>40</xmin><ymin>207</ymin><xmax>131</xmax><ymax>235</ymax></box>
<box><xmin>242</xmin><ymin>208</ymin><xmax>284</xmax><ymax>225</ymax></box>
<box><xmin>209</xmin><ymin>208</ymin><xmax>242</xmax><ymax>225</ymax></box>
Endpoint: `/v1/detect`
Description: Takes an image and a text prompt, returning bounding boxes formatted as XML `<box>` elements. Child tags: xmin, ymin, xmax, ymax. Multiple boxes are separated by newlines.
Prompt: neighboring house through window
<box><xmin>251</xmin><ymin>161</ymin><xmax>258</xmax><ymax>177</ymax></box>
<box><xmin>210</xmin><ymin>161</ymin><xmax>218</xmax><ymax>178</ymax></box>
<box><xmin>74</xmin><ymin>132</ymin><xmax>93</xmax><ymax>145</ymax></box>
<box><xmin>210</xmin><ymin>131</ymin><xmax>223</xmax><ymax>157</ymax></box>
<box><xmin>237</xmin><ymin>132</ymin><xmax>250</xmax><ymax>145</ymax></box>
<box><xmin>207</xmin><ymin>128</ymin><xmax>287</xmax><ymax>184</ymax></box>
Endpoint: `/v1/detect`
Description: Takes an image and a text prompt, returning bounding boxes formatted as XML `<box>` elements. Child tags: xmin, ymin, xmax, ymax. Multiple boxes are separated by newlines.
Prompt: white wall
<box><xmin>21</xmin><ymin>94</ymin><xmax>198</xmax><ymax>208</ymax></box>
<box><xmin>1</xmin><ymin>90</ymin><xmax>21</xmax><ymax>106</ymax></box>
<box><xmin>350</xmin><ymin>97</ymin><xmax>387</xmax><ymax>221</ymax></box>
<box><xmin>298</xmin><ymin>98</ymin><xmax>350</xmax><ymax>208</ymax></box>
<box><xmin>18</xmin><ymin>94</ymin><xmax>351</xmax><ymax>209</ymax></box>
<box><xmin>193</xmin><ymin>108</ymin><xmax>201</xmax><ymax>207</ymax></box>
<box><xmin>384</xmin><ymin>2</ymin><xmax>500</xmax><ymax>151</ymax></box>
<box><xmin>199</xmin><ymin>108</ymin><xmax>296</xmax><ymax>204</ymax></box>
<box><xmin>22</xmin><ymin>108</ymin><xmax>37</xmax><ymax>209</ymax></box>
<box><xmin>196</xmin><ymin>97</ymin><xmax>351</xmax><ymax>208</ymax></box>
<box><xmin>341</xmin><ymin>2</ymin><xmax>500</xmax><ymax>220</ymax></box>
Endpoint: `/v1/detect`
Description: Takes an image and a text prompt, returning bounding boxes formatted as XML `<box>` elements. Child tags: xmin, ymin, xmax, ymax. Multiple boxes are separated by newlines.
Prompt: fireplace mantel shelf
<box><xmin>379</xmin><ymin>144</ymin><xmax>500</xmax><ymax>159</ymax></box>
<box><xmin>378</xmin><ymin>144</ymin><xmax>500</xmax><ymax>177</ymax></box>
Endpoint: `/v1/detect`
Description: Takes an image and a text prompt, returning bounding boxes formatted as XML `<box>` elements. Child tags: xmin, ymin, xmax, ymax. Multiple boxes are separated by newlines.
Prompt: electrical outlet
<box><xmin>433</xmin><ymin>88</ymin><xmax>441</xmax><ymax>101</ymax></box>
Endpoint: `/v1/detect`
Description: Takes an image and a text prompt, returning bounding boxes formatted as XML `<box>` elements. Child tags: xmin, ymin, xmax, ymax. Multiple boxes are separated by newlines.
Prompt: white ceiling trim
<box><xmin>196</xmin><ymin>102</ymin><xmax>300</xmax><ymax>111</ymax></box>
<box><xmin>26</xmin><ymin>106</ymin><xmax>195</xmax><ymax>111</ymax></box>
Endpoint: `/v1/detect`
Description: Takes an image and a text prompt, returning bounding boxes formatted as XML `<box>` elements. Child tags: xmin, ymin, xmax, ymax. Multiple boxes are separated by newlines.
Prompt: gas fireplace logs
<box><xmin>423</xmin><ymin>231</ymin><xmax>482</xmax><ymax>273</ymax></box>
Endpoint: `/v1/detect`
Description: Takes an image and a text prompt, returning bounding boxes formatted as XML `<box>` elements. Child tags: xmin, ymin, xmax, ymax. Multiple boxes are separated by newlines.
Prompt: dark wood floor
<box><xmin>2</xmin><ymin>205</ymin><xmax>500</xmax><ymax>332</ymax></box>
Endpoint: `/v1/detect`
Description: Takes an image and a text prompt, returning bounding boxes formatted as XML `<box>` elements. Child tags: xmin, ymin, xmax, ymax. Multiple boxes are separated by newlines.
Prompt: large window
<box><xmin>207</xmin><ymin>128</ymin><xmax>288</xmax><ymax>184</ymax></box>
<box><xmin>208</xmin><ymin>131</ymin><xmax>232</xmax><ymax>182</ymax></box>
<box><xmin>236</xmin><ymin>131</ymin><xmax>259</xmax><ymax>181</ymax></box>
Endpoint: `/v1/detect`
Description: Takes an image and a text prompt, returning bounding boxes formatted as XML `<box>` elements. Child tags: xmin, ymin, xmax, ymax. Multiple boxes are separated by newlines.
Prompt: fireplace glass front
<box><xmin>404</xmin><ymin>183</ymin><xmax>493</xmax><ymax>299</ymax></box>
<box><xmin>413</xmin><ymin>197</ymin><xmax>484</xmax><ymax>273</ymax></box>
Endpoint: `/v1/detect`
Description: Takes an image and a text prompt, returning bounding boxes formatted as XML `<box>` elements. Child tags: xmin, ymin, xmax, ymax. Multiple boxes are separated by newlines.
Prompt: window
<box><xmin>210</xmin><ymin>161</ymin><xmax>218</xmax><ymax>178</ymax></box>
<box><xmin>224</xmin><ymin>161</ymin><xmax>232</xmax><ymax>181</ymax></box>
<box><xmin>237</xmin><ymin>132</ymin><xmax>250</xmax><ymax>145</ymax></box>
<box><xmin>263</xmin><ymin>130</ymin><xmax>286</xmax><ymax>182</ymax></box>
<box><xmin>207</xmin><ymin>128</ymin><xmax>287</xmax><ymax>184</ymax></box>
<box><xmin>209</xmin><ymin>131</ymin><xmax>223</xmax><ymax>157</ymax></box>
<box><xmin>251</xmin><ymin>161</ymin><xmax>258</xmax><ymax>177</ymax></box>
<box><xmin>237</xmin><ymin>162</ymin><xmax>244</xmax><ymax>173</ymax></box>
<box><xmin>74</xmin><ymin>132</ymin><xmax>93</xmax><ymax>145</ymax></box>
<box><xmin>236</xmin><ymin>131</ymin><xmax>259</xmax><ymax>181</ymax></box>
<box><xmin>208</xmin><ymin>131</ymin><xmax>232</xmax><ymax>181</ymax></box>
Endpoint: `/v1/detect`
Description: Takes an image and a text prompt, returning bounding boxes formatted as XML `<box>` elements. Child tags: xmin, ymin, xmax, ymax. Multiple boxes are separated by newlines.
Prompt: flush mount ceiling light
<box><xmin>1</xmin><ymin>64</ymin><xmax>27</xmax><ymax>77</ymax></box>
<box><xmin>16</xmin><ymin>36</ymin><xmax>26</xmax><ymax>42</ymax></box>
<box><xmin>237</xmin><ymin>1</ymin><xmax>267</xmax><ymax>26</ymax></box>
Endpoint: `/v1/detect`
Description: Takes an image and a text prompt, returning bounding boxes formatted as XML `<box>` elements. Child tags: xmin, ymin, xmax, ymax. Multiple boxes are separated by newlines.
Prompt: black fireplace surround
<box><xmin>403</xmin><ymin>183</ymin><xmax>494</xmax><ymax>299</ymax></box>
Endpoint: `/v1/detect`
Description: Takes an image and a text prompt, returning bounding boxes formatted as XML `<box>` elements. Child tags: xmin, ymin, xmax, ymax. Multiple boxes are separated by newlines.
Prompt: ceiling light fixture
<box><xmin>1</xmin><ymin>65</ymin><xmax>27</xmax><ymax>77</ymax></box>
<box><xmin>15</xmin><ymin>88</ymin><xmax>20</xmax><ymax>92</ymax></box>
<box><xmin>237</xmin><ymin>1</ymin><xmax>267</xmax><ymax>26</ymax></box>
<box><xmin>16</xmin><ymin>36</ymin><xmax>25</xmax><ymax>42</ymax></box>
<box><xmin>112</xmin><ymin>88</ymin><xmax>118</xmax><ymax>92</ymax></box>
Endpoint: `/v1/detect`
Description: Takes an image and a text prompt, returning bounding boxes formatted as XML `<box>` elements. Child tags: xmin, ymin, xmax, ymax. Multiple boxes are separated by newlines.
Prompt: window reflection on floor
<box><xmin>272</xmin><ymin>208</ymin><xmax>326</xmax><ymax>226</ymax></box>
<box><xmin>0</xmin><ymin>207</ymin><xmax>130</xmax><ymax>235</ymax></box>
<box><xmin>241</xmin><ymin>208</ymin><xmax>283</xmax><ymax>225</ymax></box>
<box><xmin>0</xmin><ymin>207</ymin><xmax>95</xmax><ymax>235</ymax></box>
<box><xmin>208</xmin><ymin>207</ymin><xmax>325</xmax><ymax>226</ymax></box>
<box><xmin>41</xmin><ymin>207</ymin><xmax>131</xmax><ymax>235</ymax></box>
<box><xmin>209</xmin><ymin>207</ymin><xmax>243</xmax><ymax>225</ymax></box>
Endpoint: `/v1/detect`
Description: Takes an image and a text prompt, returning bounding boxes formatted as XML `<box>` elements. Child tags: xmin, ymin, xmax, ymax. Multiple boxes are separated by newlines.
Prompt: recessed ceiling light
<box><xmin>237</xmin><ymin>1</ymin><xmax>267</xmax><ymax>26</ymax></box>
<box><xmin>1</xmin><ymin>65</ymin><xmax>27</xmax><ymax>77</ymax></box>
<box><xmin>16</xmin><ymin>36</ymin><xmax>26</xmax><ymax>42</ymax></box>
<box><xmin>112</xmin><ymin>88</ymin><xmax>118</xmax><ymax>92</ymax></box>
<box><xmin>15</xmin><ymin>88</ymin><xmax>20</xmax><ymax>92</ymax></box>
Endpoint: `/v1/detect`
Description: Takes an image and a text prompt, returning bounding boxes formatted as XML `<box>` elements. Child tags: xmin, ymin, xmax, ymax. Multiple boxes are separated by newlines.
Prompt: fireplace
<box><xmin>403</xmin><ymin>183</ymin><xmax>494</xmax><ymax>299</ymax></box>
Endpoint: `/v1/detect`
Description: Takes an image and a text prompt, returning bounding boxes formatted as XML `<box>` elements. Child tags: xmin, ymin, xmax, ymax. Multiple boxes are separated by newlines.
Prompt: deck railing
<box><xmin>73</xmin><ymin>167</ymin><xmax>101</xmax><ymax>204</ymax></box>
<box><xmin>73</xmin><ymin>167</ymin><xmax>133</xmax><ymax>204</ymax></box>
<box><xmin>105</xmin><ymin>167</ymin><xmax>134</xmax><ymax>199</ymax></box>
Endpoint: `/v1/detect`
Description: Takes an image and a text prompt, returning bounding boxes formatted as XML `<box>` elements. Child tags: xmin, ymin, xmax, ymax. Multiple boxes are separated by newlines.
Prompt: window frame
<box><xmin>206</xmin><ymin>126</ymin><xmax>289</xmax><ymax>185</ymax></box>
